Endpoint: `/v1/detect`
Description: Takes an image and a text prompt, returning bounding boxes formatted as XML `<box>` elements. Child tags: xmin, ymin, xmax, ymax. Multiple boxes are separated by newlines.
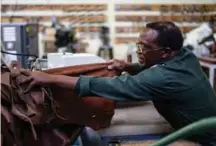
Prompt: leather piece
<box><xmin>1</xmin><ymin>62</ymin><xmax>117</xmax><ymax>146</ymax></box>
<box><xmin>199</xmin><ymin>57</ymin><xmax>216</xmax><ymax>64</ymax></box>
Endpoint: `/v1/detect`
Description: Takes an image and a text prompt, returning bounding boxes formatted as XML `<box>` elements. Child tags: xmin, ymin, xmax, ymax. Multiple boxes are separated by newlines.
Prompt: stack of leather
<box><xmin>1</xmin><ymin>62</ymin><xmax>118</xmax><ymax>146</ymax></box>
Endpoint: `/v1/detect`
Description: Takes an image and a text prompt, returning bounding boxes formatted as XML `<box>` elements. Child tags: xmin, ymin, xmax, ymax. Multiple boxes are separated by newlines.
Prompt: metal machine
<box><xmin>46</xmin><ymin>52</ymin><xmax>106</xmax><ymax>69</ymax></box>
<box><xmin>24</xmin><ymin>52</ymin><xmax>106</xmax><ymax>71</ymax></box>
<box><xmin>1</xmin><ymin>23</ymin><xmax>39</xmax><ymax>68</ymax></box>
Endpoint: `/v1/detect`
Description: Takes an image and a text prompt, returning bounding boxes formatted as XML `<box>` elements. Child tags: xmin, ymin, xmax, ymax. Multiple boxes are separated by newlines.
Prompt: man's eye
<box><xmin>138</xmin><ymin>44</ymin><xmax>143</xmax><ymax>48</ymax></box>
<box><xmin>143</xmin><ymin>44</ymin><xmax>150</xmax><ymax>48</ymax></box>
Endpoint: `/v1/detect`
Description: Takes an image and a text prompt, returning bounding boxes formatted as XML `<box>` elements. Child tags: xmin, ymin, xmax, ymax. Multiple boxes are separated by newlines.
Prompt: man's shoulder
<box><xmin>137</xmin><ymin>64</ymin><xmax>167</xmax><ymax>86</ymax></box>
<box><xmin>157</xmin><ymin>58</ymin><xmax>207</xmax><ymax>93</ymax></box>
<box><xmin>139</xmin><ymin>64</ymin><xmax>165</xmax><ymax>75</ymax></box>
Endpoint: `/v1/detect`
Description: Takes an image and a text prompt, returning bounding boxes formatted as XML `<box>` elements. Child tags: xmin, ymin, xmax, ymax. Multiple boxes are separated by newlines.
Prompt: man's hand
<box><xmin>9</xmin><ymin>60</ymin><xmax>21</xmax><ymax>69</ymax></box>
<box><xmin>107</xmin><ymin>59</ymin><xmax>146</xmax><ymax>75</ymax></box>
<box><xmin>107</xmin><ymin>59</ymin><xmax>130</xmax><ymax>73</ymax></box>
<box><xmin>16</xmin><ymin>69</ymin><xmax>55</xmax><ymax>93</ymax></box>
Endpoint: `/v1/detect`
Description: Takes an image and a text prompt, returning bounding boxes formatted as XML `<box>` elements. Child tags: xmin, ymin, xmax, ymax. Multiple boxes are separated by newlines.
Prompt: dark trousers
<box><xmin>80</xmin><ymin>127</ymin><xmax>104</xmax><ymax>146</ymax></box>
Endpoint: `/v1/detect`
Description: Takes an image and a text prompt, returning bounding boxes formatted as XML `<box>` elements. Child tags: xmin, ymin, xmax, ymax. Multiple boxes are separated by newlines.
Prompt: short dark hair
<box><xmin>146</xmin><ymin>21</ymin><xmax>183</xmax><ymax>50</ymax></box>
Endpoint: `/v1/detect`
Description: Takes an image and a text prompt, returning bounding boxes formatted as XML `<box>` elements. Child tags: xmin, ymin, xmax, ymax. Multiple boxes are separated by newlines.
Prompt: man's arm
<box><xmin>107</xmin><ymin>60</ymin><xmax>146</xmax><ymax>75</ymax></box>
<box><xmin>74</xmin><ymin>67</ymin><xmax>165</xmax><ymax>101</ymax></box>
<box><xmin>19</xmin><ymin>66</ymin><xmax>165</xmax><ymax>101</ymax></box>
<box><xmin>52</xmin><ymin>75</ymin><xmax>79</xmax><ymax>89</ymax></box>
<box><xmin>124</xmin><ymin>63</ymin><xmax>146</xmax><ymax>75</ymax></box>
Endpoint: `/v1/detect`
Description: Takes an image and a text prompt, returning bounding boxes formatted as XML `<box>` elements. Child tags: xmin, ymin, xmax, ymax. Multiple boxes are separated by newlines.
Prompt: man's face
<box><xmin>136</xmin><ymin>28</ymin><xmax>165</xmax><ymax>67</ymax></box>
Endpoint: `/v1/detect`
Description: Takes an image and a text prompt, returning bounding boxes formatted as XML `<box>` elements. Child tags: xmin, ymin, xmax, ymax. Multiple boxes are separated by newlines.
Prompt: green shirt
<box><xmin>75</xmin><ymin>47</ymin><xmax>216</xmax><ymax>144</ymax></box>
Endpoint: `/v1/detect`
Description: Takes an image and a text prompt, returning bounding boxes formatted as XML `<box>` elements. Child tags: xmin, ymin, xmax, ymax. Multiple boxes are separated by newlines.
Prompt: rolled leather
<box><xmin>1</xmin><ymin>62</ymin><xmax>118</xmax><ymax>146</ymax></box>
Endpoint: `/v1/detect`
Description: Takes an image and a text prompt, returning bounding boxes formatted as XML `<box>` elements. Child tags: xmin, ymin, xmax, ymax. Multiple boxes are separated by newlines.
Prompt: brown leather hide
<box><xmin>198</xmin><ymin>56</ymin><xmax>216</xmax><ymax>64</ymax></box>
<box><xmin>1</xmin><ymin>63</ymin><xmax>118</xmax><ymax>146</ymax></box>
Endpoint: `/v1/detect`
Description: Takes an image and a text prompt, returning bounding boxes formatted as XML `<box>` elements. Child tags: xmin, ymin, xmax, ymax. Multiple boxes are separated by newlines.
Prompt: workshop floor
<box><xmin>121</xmin><ymin>140</ymin><xmax>198</xmax><ymax>146</ymax></box>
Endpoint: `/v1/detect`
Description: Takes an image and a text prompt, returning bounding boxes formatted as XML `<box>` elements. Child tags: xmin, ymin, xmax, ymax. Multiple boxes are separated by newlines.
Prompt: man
<box><xmin>16</xmin><ymin>21</ymin><xmax>216</xmax><ymax>145</ymax></box>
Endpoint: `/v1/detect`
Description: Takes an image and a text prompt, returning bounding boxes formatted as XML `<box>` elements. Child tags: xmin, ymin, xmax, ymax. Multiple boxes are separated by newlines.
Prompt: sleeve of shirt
<box><xmin>75</xmin><ymin>66</ymin><xmax>166</xmax><ymax>101</ymax></box>
<box><xmin>129</xmin><ymin>63</ymin><xmax>146</xmax><ymax>73</ymax></box>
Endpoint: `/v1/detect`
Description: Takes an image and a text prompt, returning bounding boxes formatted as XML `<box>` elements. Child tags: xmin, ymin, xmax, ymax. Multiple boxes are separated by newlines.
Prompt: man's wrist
<box><xmin>124</xmin><ymin>63</ymin><xmax>145</xmax><ymax>75</ymax></box>
<box><xmin>50</xmin><ymin>75</ymin><xmax>79</xmax><ymax>89</ymax></box>
<box><xmin>48</xmin><ymin>75</ymin><xmax>57</xmax><ymax>84</ymax></box>
<box><xmin>124</xmin><ymin>63</ymin><xmax>133</xmax><ymax>72</ymax></box>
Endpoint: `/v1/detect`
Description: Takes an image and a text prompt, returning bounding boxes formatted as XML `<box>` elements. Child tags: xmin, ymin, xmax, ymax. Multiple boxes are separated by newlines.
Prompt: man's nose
<box><xmin>136</xmin><ymin>50</ymin><xmax>143</xmax><ymax>55</ymax></box>
<box><xmin>137</xmin><ymin>47</ymin><xmax>144</xmax><ymax>53</ymax></box>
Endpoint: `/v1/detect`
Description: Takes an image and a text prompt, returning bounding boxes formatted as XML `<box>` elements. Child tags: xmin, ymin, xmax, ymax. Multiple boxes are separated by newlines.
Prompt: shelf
<box><xmin>1</xmin><ymin>11</ymin><xmax>106</xmax><ymax>17</ymax></box>
<box><xmin>1</xmin><ymin>3</ymin><xmax>215</xmax><ymax>45</ymax></box>
<box><xmin>116</xmin><ymin>14</ymin><xmax>215</xmax><ymax>22</ymax></box>
<box><xmin>115</xmin><ymin>37</ymin><xmax>138</xmax><ymax>44</ymax></box>
<box><xmin>38</xmin><ymin>25</ymin><xmax>102</xmax><ymax>33</ymax></box>
<box><xmin>116</xmin><ymin>26</ymin><xmax>196</xmax><ymax>33</ymax></box>
<box><xmin>1</xmin><ymin>15</ymin><xmax>107</xmax><ymax>23</ymax></box>
<box><xmin>115</xmin><ymin>4</ymin><xmax>216</xmax><ymax>12</ymax></box>
<box><xmin>1</xmin><ymin>4</ymin><xmax>107</xmax><ymax>12</ymax></box>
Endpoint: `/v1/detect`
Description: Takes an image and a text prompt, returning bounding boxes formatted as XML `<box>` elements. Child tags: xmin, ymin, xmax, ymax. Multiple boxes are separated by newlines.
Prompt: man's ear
<box><xmin>161</xmin><ymin>47</ymin><xmax>171</xmax><ymax>59</ymax></box>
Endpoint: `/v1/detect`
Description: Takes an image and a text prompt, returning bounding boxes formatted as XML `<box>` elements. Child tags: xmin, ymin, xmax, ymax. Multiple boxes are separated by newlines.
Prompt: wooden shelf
<box><xmin>115</xmin><ymin>25</ymin><xmax>197</xmax><ymax>44</ymax></box>
<box><xmin>116</xmin><ymin>26</ymin><xmax>195</xmax><ymax>33</ymax></box>
<box><xmin>38</xmin><ymin>25</ymin><xmax>101</xmax><ymax>33</ymax></box>
<box><xmin>1</xmin><ymin>3</ymin><xmax>215</xmax><ymax>45</ymax></box>
<box><xmin>1</xmin><ymin>15</ymin><xmax>107</xmax><ymax>23</ymax></box>
<box><xmin>114</xmin><ymin>4</ymin><xmax>215</xmax><ymax>44</ymax></box>
<box><xmin>116</xmin><ymin>14</ymin><xmax>215</xmax><ymax>22</ymax></box>
<box><xmin>1</xmin><ymin>4</ymin><xmax>107</xmax><ymax>12</ymax></box>
<box><xmin>115</xmin><ymin>4</ymin><xmax>161</xmax><ymax>11</ymax></box>
<box><xmin>75</xmin><ymin>26</ymin><xmax>101</xmax><ymax>32</ymax></box>
<box><xmin>115</xmin><ymin>37</ymin><xmax>138</xmax><ymax>44</ymax></box>
<box><xmin>115</xmin><ymin>4</ymin><xmax>216</xmax><ymax>12</ymax></box>
<box><xmin>116</xmin><ymin>27</ymin><xmax>144</xmax><ymax>33</ymax></box>
<box><xmin>2</xmin><ymin>4</ymin><xmax>215</xmax><ymax>13</ymax></box>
